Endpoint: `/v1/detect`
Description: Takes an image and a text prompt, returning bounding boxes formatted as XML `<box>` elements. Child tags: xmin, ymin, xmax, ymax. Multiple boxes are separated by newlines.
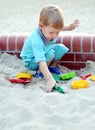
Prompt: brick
<box><xmin>72</xmin><ymin>36</ymin><xmax>81</xmax><ymax>52</ymax></box>
<box><xmin>0</xmin><ymin>36</ymin><xmax>7</xmax><ymax>51</ymax></box>
<box><xmin>61</xmin><ymin>53</ymin><xmax>74</xmax><ymax>61</ymax></box>
<box><xmin>17</xmin><ymin>36</ymin><xmax>25</xmax><ymax>51</ymax></box>
<box><xmin>8</xmin><ymin>36</ymin><xmax>16</xmax><ymax>51</ymax></box>
<box><xmin>60</xmin><ymin>62</ymin><xmax>85</xmax><ymax>70</ymax></box>
<box><xmin>75</xmin><ymin>53</ymin><xmax>93</xmax><ymax>61</ymax></box>
<box><xmin>92</xmin><ymin>54</ymin><xmax>95</xmax><ymax>61</ymax></box>
<box><xmin>8</xmin><ymin>52</ymin><xmax>15</xmax><ymax>56</ymax></box>
<box><xmin>92</xmin><ymin>37</ymin><xmax>95</xmax><ymax>52</ymax></box>
<box><xmin>82</xmin><ymin>36</ymin><xmax>91</xmax><ymax>52</ymax></box>
<box><xmin>63</xmin><ymin>36</ymin><xmax>71</xmax><ymax>51</ymax></box>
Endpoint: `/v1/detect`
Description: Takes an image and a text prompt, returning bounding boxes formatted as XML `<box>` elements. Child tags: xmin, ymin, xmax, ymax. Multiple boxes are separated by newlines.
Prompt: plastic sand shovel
<box><xmin>53</xmin><ymin>86</ymin><xmax>65</xmax><ymax>94</ymax></box>
<box><xmin>60</xmin><ymin>71</ymin><xmax>76</xmax><ymax>80</ymax></box>
<box><xmin>79</xmin><ymin>74</ymin><xmax>91</xmax><ymax>80</ymax></box>
<box><xmin>52</xmin><ymin>73</ymin><xmax>61</xmax><ymax>82</ymax></box>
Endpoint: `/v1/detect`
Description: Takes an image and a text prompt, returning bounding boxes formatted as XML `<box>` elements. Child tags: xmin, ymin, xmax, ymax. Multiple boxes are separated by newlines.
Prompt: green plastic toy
<box><xmin>60</xmin><ymin>71</ymin><xmax>76</xmax><ymax>80</ymax></box>
<box><xmin>52</xmin><ymin>71</ymin><xmax>75</xmax><ymax>81</ymax></box>
<box><xmin>52</xmin><ymin>73</ymin><xmax>60</xmax><ymax>82</ymax></box>
<box><xmin>53</xmin><ymin>86</ymin><xmax>65</xmax><ymax>94</ymax></box>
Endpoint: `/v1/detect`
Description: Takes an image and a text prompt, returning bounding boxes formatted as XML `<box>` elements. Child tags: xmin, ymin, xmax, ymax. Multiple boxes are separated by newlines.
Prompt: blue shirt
<box><xmin>20</xmin><ymin>27</ymin><xmax>57</xmax><ymax>62</ymax></box>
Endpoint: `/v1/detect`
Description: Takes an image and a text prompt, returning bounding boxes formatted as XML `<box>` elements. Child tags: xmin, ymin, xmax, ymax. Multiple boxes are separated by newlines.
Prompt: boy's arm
<box><xmin>62</xmin><ymin>19</ymin><xmax>79</xmax><ymax>31</ymax></box>
<box><xmin>39</xmin><ymin>61</ymin><xmax>57</xmax><ymax>92</ymax></box>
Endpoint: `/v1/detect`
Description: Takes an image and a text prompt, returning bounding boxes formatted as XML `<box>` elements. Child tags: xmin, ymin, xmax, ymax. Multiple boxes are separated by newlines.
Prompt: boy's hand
<box><xmin>46</xmin><ymin>78</ymin><xmax>57</xmax><ymax>93</ymax></box>
<box><xmin>68</xmin><ymin>19</ymin><xmax>79</xmax><ymax>31</ymax></box>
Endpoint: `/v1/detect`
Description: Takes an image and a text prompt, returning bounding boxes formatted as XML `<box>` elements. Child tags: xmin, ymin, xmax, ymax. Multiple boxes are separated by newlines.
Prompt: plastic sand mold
<box><xmin>71</xmin><ymin>80</ymin><xmax>89</xmax><ymax>89</ymax></box>
<box><xmin>49</xmin><ymin>66</ymin><xmax>61</xmax><ymax>75</ymax></box>
<box><xmin>52</xmin><ymin>72</ymin><xmax>75</xmax><ymax>82</ymax></box>
<box><xmin>33</xmin><ymin>71</ymin><xmax>44</xmax><ymax>78</ymax></box>
<box><xmin>16</xmin><ymin>72</ymin><xmax>32</xmax><ymax>79</ymax></box>
<box><xmin>90</xmin><ymin>75</ymin><xmax>95</xmax><ymax>81</ymax></box>
<box><xmin>60</xmin><ymin>71</ymin><xmax>76</xmax><ymax>80</ymax></box>
<box><xmin>53</xmin><ymin>86</ymin><xmax>65</xmax><ymax>94</ymax></box>
<box><xmin>7</xmin><ymin>78</ymin><xmax>31</xmax><ymax>84</ymax></box>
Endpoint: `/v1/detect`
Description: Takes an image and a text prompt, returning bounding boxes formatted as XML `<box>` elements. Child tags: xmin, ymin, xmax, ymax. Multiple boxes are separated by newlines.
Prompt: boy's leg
<box><xmin>22</xmin><ymin>58</ymin><xmax>43</xmax><ymax>78</ymax></box>
<box><xmin>48</xmin><ymin>44</ymin><xmax>69</xmax><ymax>74</ymax></box>
<box><xmin>53</xmin><ymin>44</ymin><xmax>69</xmax><ymax>61</ymax></box>
<box><xmin>45</xmin><ymin>49</ymin><xmax>55</xmax><ymax>66</ymax></box>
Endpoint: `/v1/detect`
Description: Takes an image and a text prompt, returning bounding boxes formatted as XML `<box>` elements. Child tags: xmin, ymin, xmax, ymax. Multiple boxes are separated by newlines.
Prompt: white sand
<box><xmin>1</xmin><ymin>0</ymin><xmax>95</xmax><ymax>130</ymax></box>
<box><xmin>0</xmin><ymin>0</ymin><xmax>95</xmax><ymax>34</ymax></box>
<box><xmin>1</xmin><ymin>53</ymin><xmax>95</xmax><ymax>130</ymax></box>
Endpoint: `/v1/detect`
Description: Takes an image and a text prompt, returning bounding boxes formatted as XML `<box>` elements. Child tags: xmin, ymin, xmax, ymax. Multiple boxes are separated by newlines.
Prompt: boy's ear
<box><xmin>39</xmin><ymin>23</ymin><xmax>43</xmax><ymax>29</ymax></box>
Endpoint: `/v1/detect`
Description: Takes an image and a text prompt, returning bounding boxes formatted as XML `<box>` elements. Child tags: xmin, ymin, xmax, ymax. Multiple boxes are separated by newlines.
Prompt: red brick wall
<box><xmin>0</xmin><ymin>34</ymin><xmax>95</xmax><ymax>70</ymax></box>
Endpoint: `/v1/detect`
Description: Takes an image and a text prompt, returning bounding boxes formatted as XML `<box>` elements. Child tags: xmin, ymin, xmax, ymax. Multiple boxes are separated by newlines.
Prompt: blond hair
<box><xmin>39</xmin><ymin>5</ymin><xmax>64</xmax><ymax>29</ymax></box>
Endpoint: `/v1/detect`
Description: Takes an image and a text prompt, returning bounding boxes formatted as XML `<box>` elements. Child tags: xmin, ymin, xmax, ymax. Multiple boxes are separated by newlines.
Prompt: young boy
<box><xmin>20</xmin><ymin>5</ymin><xmax>79</xmax><ymax>92</ymax></box>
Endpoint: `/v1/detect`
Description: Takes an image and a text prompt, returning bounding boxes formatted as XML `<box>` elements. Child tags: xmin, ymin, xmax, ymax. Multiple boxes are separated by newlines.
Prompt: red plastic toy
<box><xmin>7</xmin><ymin>78</ymin><xmax>31</xmax><ymax>84</ymax></box>
<box><xmin>79</xmin><ymin>74</ymin><xmax>91</xmax><ymax>80</ymax></box>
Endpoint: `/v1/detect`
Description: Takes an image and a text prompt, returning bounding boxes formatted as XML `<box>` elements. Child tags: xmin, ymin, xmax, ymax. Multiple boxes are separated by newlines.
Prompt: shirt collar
<box><xmin>38</xmin><ymin>27</ymin><xmax>57</xmax><ymax>45</ymax></box>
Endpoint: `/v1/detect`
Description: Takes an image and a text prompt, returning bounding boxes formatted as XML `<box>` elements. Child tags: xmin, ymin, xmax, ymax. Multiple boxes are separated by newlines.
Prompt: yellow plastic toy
<box><xmin>90</xmin><ymin>75</ymin><xmax>95</xmax><ymax>81</ymax></box>
<box><xmin>16</xmin><ymin>72</ymin><xmax>32</xmax><ymax>79</ymax></box>
<box><xmin>71</xmin><ymin>80</ymin><xmax>89</xmax><ymax>89</ymax></box>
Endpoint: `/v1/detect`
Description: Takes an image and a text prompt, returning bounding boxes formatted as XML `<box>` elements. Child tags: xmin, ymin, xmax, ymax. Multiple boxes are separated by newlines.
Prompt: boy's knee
<box><xmin>53</xmin><ymin>44</ymin><xmax>69</xmax><ymax>60</ymax></box>
<box><xmin>46</xmin><ymin>49</ymin><xmax>54</xmax><ymax>62</ymax></box>
<box><xmin>55</xmin><ymin>44</ymin><xmax>69</xmax><ymax>54</ymax></box>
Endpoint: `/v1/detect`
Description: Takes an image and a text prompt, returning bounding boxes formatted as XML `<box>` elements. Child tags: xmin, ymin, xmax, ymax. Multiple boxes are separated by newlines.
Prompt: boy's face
<box><xmin>39</xmin><ymin>24</ymin><xmax>61</xmax><ymax>41</ymax></box>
